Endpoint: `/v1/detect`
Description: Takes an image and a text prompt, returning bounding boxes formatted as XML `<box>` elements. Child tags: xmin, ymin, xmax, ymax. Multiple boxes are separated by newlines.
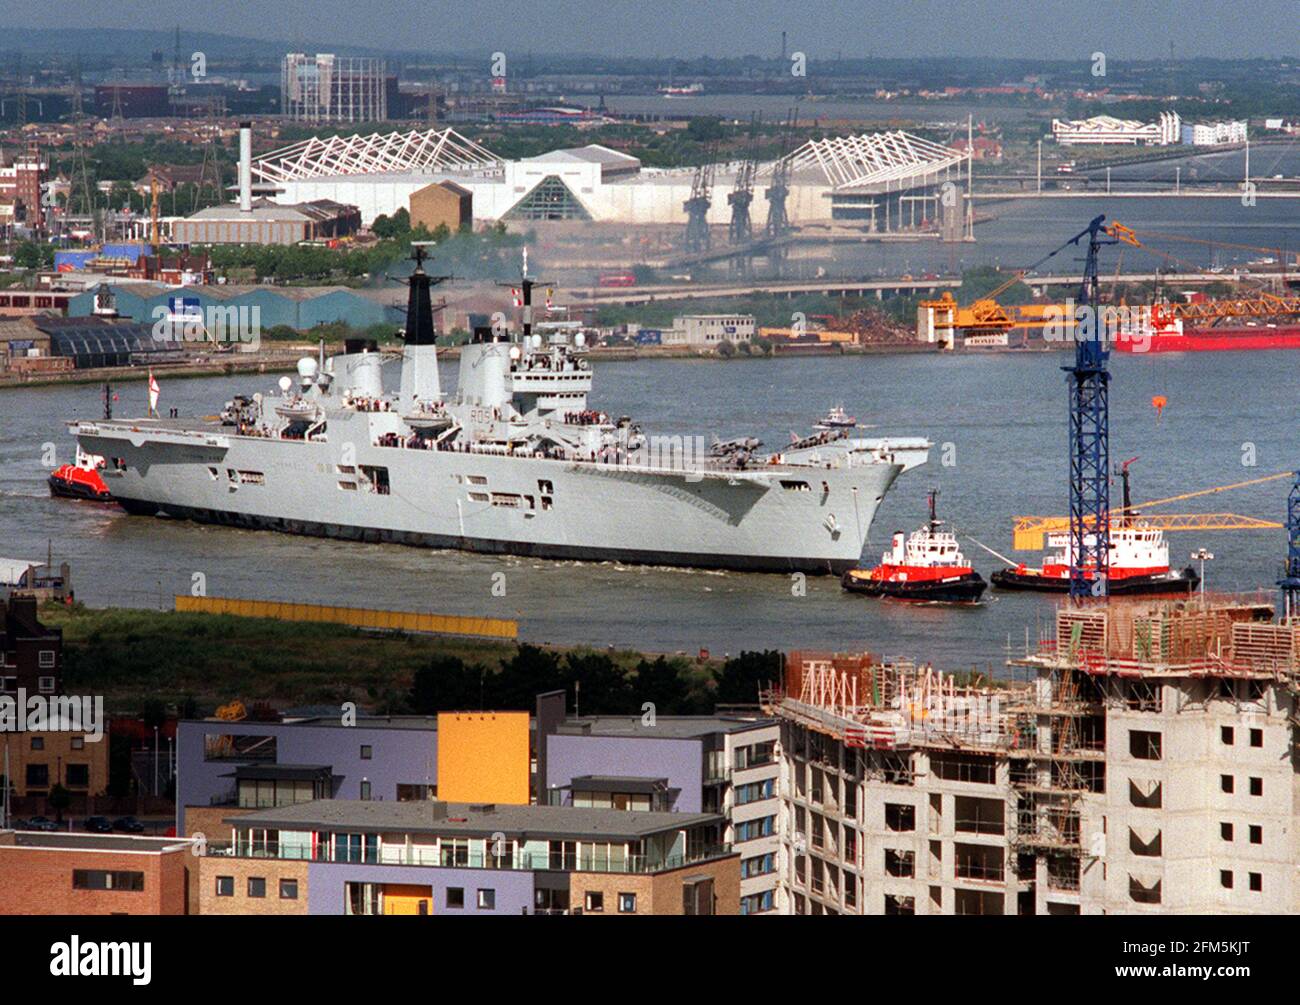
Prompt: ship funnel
<box><xmin>239</xmin><ymin>122</ymin><xmax>252</xmax><ymax>213</ymax></box>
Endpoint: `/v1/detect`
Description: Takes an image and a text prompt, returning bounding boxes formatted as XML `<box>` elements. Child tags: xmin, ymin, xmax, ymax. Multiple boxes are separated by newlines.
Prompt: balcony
<box><xmin>206</xmin><ymin>840</ymin><xmax>733</xmax><ymax>876</ymax></box>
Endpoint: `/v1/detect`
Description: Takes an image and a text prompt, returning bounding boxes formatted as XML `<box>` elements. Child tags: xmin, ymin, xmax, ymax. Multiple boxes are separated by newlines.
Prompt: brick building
<box><xmin>0</xmin><ymin>831</ymin><xmax>194</xmax><ymax>914</ymax></box>
<box><xmin>0</xmin><ymin>594</ymin><xmax>62</xmax><ymax>695</ymax></box>
<box><xmin>409</xmin><ymin>180</ymin><xmax>472</xmax><ymax>233</ymax></box>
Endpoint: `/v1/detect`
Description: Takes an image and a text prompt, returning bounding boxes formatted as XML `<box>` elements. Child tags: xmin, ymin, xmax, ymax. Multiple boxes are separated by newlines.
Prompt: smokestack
<box><xmin>239</xmin><ymin>121</ymin><xmax>252</xmax><ymax>213</ymax></box>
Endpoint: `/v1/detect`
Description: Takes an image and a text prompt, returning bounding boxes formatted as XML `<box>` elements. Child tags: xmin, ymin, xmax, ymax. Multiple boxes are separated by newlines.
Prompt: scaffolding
<box><xmin>281</xmin><ymin>53</ymin><xmax>387</xmax><ymax>125</ymax></box>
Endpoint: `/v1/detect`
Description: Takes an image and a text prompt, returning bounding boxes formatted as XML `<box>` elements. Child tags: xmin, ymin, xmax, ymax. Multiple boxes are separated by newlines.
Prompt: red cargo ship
<box><xmin>1113</xmin><ymin>305</ymin><xmax>1300</xmax><ymax>353</ymax></box>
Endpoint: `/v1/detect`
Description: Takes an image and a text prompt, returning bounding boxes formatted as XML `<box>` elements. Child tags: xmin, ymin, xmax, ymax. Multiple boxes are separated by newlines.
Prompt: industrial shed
<box><xmin>31</xmin><ymin>316</ymin><xmax>178</xmax><ymax>369</ymax></box>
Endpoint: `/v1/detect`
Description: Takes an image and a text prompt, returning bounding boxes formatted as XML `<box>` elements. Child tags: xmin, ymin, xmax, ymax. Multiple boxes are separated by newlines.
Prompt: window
<box><xmin>1221</xmin><ymin>775</ymin><xmax>1234</xmax><ymax>794</ymax></box>
<box><xmin>1129</xmin><ymin>828</ymin><xmax>1162</xmax><ymax>857</ymax></box>
<box><xmin>25</xmin><ymin>764</ymin><xmax>48</xmax><ymax>788</ymax></box>
<box><xmin>360</xmin><ymin>780</ymin><xmax>371</xmax><ymax>800</ymax></box>
<box><xmin>215</xmin><ymin>876</ymin><xmax>234</xmax><ymax>897</ymax></box>
<box><xmin>741</xmin><ymin>854</ymin><xmax>775</xmax><ymax>879</ymax></box>
<box><xmin>740</xmin><ymin>891</ymin><xmax>774</xmax><ymax>915</ymax></box>
<box><xmin>71</xmin><ymin>737</ymin><xmax>85</xmax><ymax>750</ymax></box>
<box><xmin>1249</xmin><ymin>825</ymin><xmax>1262</xmax><ymax>844</ymax></box>
<box><xmin>39</xmin><ymin>650</ymin><xmax>56</xmax><ymax>668</ymax></box>
<box><xmin>1249</xmin><ymin>873</ymin><xmax>1262</xmax><ymax>892</ymax></box>
<box><xmin>682</xmin><ymin>879</ymin><xmax>713</xmax><ymax>916</ymax></box>
<box><xmin>734</xmin><ymin>741</ymin><xmax>776</xmax><ymax>771</ymax></box>
<box><xmin>1250</xmin><ymin>728</ymin><xmax>1263</xmax><ymax>748</ymax></box>
<box><xmin>1249</xmin><ymin>777</ymin><xmax>1263</xmax><ymax>797</ymax></box>
<box><xmin>1221</xmin><ymin>726</ymin><xmax>1234</xmax><ymax>745</ymax></box>
<box><xmin>1220</xmin><ymin>870</ymin><xmax>1233</xmax><ymax>889</ymax></box>
<box><xmin>446</xmin><ymin>887</ymin><xmax>465</xmax><ymax>909</ymax></box>
<box><xmin>931</xmin><ymin>753</ymin><xmax>996</xmax><ymax>784</ymax></box>
<box><xmin>477</xmin><ymin>888</ymin><xmax>495</xmax><ymax>910</ymax></box>
<box><xmin>885</xmin><ymin>849</ymin><xmax>915</xmax><ymax>878</ymax></box>
<box><xmin>1128</xmin><ymin>876</ymin><xmax>1162</xmax><ymax>905</ymax></box>
<box><xmin>1221</xmin><ymin>822</ymin><xmax>1234</xmax><ymax>841</ymax></box>
<box><xmin>1129</xmin><ymin>730</ymin><xmax>1162</xmax><ymax>761</ymax></box>
<box><xmin>735</xmin><ymin>779</ymin><xmax>775</xmax><ymax>805</ymax></box>
<box><xmin>65</xmin><ymin>764</ymin><xmax>89</xmax><ymax>788</ymax></box>
<box><xmin>734</xmin><ymin>816</ymin><xmax>775</xmax><ymax>842</ymax></box>
<box><xmin>280</xmin><ymin>879</ymin><xmax>298</xmax><ymax>900</ymax></box>
<box><xmin>247</xmin><ymin>877</ymin><xmax>266</xmax><ymax>898</ymax></box>
<box><xmin>618</xmin><ymin>892</ymin><xmax>637</xmax><ymax>914</ymax></box>
<box><xmin>72</xmin><ymin>870</ymin><xmax>144</xmax><ymax>892</ymax></box>
<box><xmin>1129</xmin><ymin>779</ymin><xmax>1162</xmax><ymax>809</ymax></box>
<box><xmin>885</xmin><ymin>803</ymin><xmax>916</xmax><ymax>832</ymax></box>
<box><xmin>584</xmin><ymin>891</ymin><xmax>604</xmax><ymax>913</ymax></box>
<box><xmin>30</xmin><ymin>737</ymin><xmax>43</xmax><ymax>751</ymax></box>
<box><xmin>38</xmin><ymin>676</ymin><xmax>55</xmax><ymax>693</ymax></box>
<box><xmin>884</xmin><ymin>894</ymin><xmax>915</xmax><ymax>915</ymax></box>
<box><xmin>360</xmin><ymin>745</ymin><xmax>372</xmax><ymax>760</ymax></box>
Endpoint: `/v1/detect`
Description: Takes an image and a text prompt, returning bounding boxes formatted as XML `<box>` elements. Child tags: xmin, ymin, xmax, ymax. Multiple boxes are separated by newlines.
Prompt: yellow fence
<box><xmin>174</xmin><ymin>595</ymin><xmax>517</xmax><ymax>640</ymax></box>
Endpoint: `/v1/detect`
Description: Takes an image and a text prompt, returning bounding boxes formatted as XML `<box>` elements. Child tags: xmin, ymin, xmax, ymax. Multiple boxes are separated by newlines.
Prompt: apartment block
<box><xmin>544</xmin><ymin>713</ymin><xmax>780</xmax><ymax>914</ymax></box>
<box><xmin>766</xmin><ymin>597</ymin><xmax>1300</xmax><ymax>915</ymax></box>
<box><xmin>195</xmin><ymin>799</ymin><xmax>736</xmax><ymax>915</ymax></box>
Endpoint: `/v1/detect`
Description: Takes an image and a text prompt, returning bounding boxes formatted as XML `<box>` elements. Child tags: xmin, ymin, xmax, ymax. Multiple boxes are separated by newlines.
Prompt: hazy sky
<box><xmin>6</xmin><ymin>0</ymin><xmax>1297</xmax><ymax>59</ymax></box>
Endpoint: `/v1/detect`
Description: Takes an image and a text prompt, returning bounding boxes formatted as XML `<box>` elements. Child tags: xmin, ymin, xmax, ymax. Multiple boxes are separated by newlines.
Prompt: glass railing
<box><xmin>208</xmin><ymin>840</ymin><xmax>731</xmax><ymax>874</ymax></box>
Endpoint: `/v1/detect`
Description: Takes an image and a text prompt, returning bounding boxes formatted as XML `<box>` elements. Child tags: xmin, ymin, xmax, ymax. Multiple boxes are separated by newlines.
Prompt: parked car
<box><xmin>84</xmin><ymin>816</ymin><xmax>113</xmax><ymax>833</ymax></box>
<box><xmin>112</xmin><ymin>816</ymin><xmax>144</xmax><ymax>834</ymax></box>
<box><xmin>25</xmin><ymin>816</ymin><xmax>59</xmax><ymax>832</ymax></box>
<box><xmin>7</xmin><ymin>818</ymin><xmax>30</xmax><ymax>830</ymax></box>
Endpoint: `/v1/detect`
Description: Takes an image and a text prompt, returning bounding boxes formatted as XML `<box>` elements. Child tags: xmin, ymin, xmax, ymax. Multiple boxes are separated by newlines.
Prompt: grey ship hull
<box><xmin>78</xmin><ymin>421</ymin><xmax>921</xmax><ymax>574</ymax></box>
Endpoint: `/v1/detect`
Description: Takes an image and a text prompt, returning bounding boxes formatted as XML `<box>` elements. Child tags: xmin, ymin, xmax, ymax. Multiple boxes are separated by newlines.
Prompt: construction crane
<box><xmin>727</xmin><ymin>116</ymin><xmax>760</xmax><ymax>277</ymax></box>
<box><xmin>1062</xmin><ymin>215</ymin><xmax>1116</xmax><ymax>598</ymax></box>
<box><xmin>1278</xmin><ymin>472</ymin><xmax>1300</xmax><ymax>616</ymax></box>
<box><xmin>683</xmin><ymin>143</ymin><xmax>717</xmax><ymax>254</ymax></box>
<box><xmin>1011</xmin><ymin>470</ymin><xmax>1290</xmax><ymax>550</ymax></box>
<box><xmin>764</xmin><ymin>110</ymin><xmax>796</xmax><ymax>243</ymax></box>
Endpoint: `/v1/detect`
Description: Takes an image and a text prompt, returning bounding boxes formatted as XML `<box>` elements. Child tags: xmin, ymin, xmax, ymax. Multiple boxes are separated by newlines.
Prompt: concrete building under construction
<box><xmin>763</xmin><ymin>593</ymin><xmax>1300</xmax><ymax>915</ymax></box>
<box><xmin>281</xmin><ymin>53</ymin><xmax>388</xmax><ymax>125</ymax></box>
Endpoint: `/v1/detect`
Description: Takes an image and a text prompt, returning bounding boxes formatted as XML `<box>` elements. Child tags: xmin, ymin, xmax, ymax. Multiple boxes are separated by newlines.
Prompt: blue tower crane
<box><xmin>1278</xmin><ymin>472</ymin><xmax>1300</xmax><ymax>617</ymax></box>
<box><xmin>1062</xmin><ymin>215</ymin><xmax>1120</xmax><ymax>600</ymax></box>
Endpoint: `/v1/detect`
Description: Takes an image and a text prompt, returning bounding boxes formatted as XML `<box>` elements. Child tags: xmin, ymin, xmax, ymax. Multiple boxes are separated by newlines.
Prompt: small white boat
<box><xmin>814</xmin><ymin>405</ymin><xmax>857</xmax><ymax>430</ymax></box>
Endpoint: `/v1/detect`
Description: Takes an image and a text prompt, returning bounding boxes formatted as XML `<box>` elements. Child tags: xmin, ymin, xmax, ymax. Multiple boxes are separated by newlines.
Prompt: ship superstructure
<box><xmin>69</xmin><ymin>250</ymin><xmax>930</xmax><ymax>573</ymax></box>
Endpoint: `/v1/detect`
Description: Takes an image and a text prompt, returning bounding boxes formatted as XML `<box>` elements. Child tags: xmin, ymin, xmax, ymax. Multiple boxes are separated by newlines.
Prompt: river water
<box><xmin>1</xmin><ymin>344</ymin><xmax>1295</xmax><ymax>671</ymax></box>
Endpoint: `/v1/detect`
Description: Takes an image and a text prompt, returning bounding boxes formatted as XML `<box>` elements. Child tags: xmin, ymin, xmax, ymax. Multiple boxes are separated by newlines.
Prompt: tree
<box><xmin>716</xmin><ymin>339</ymin><xmax>736</xmax><ymax>358</ymax></box>
<box><xmin>715</xmin><ymin>650</ymin><xmax>784</xmax><ymax>706</ymax></box>
<box><xmin>494</xmin><ymin>644</ymin><xmax>564</xmax><ymax>710</ymax></box>
<box><xmin>407</xmin><ymin>655</ymin><xmax>490</xmax><ymax>714</ymax></box>
<box><xmin>141</xmin><ymin>698</ymin><xmax>167</xmax><ymax>731</ymax></box>
<box><xmin>563</xmin><ymin>652</ymin><xmax>634</xmax><ymax>714</ymax></box>
<box><xmin>632</xmin><ymin>655</ymin><xmax>695</xmax><ymax>714</ymax></box>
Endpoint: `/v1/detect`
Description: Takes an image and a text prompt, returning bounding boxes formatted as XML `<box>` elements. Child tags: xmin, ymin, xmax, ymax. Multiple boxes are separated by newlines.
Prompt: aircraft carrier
<box><xmin>69</xmin><ymin>252</ymin><xmax>930</xmax><ymax>573</ymax></box>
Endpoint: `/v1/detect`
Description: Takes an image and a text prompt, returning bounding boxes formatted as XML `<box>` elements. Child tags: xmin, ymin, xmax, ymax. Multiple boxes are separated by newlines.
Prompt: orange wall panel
<box><xmin>437</xmin><ymin>712</ymin><xmax>531</xmax><ymax>805</ymax></box>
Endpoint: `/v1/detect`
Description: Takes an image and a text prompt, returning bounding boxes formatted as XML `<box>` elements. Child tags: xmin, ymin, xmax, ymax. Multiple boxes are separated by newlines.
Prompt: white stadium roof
<box><xmin>782</xmin><ymin>130</ymin><xmax>966</xmax><ymax>191</ymax></box>
<box><xmin>253</xmin><ymin>127</ymin><xmax>504</xmax><ymax>183</ymax></box>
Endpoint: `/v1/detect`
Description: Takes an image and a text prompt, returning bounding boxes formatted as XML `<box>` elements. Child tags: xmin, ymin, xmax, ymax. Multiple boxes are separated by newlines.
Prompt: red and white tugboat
<box><xmin>991</xmin><ymin>463</ymin><xmax>1198</xmax><ymax>595</ymax></box>
<box><xmin>48</xmin><ymin>381</ymin><xmax>114</xmax><ymax>502</ymax></box>
<box><xmin>48</xmin><ymin>446</ymin><xmax>112</xmax><ymax>502</ymax></box>
<box><xmin>842</xmin><ymin>490</ymin><xmax>987</xmax><ymax>602</ymax></box>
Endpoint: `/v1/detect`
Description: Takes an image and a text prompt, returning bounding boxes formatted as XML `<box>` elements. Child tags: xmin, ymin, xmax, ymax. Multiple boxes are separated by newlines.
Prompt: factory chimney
<box><xmin>238</xmin><ymin>121</ymin><xmax>252</xmax><ymax>213</ymax></box>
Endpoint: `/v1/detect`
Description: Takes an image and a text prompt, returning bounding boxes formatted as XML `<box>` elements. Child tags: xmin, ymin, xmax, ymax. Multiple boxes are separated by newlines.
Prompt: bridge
<box><xmin>569</xmin><ymin>271</ymin><xmax>1285</xmax><ymax>306</ymax></box>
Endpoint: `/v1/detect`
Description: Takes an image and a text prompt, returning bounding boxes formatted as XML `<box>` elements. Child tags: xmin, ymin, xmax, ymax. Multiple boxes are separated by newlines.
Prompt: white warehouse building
<box><xmin>253</xmin><ymin>126</ymin><xmax>969</xmax><ymax>232</ymax></box>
